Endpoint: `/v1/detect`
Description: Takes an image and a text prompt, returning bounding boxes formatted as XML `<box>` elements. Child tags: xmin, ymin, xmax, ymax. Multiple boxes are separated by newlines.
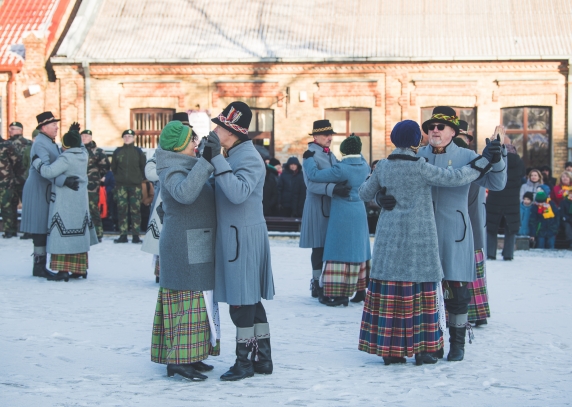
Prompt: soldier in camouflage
<box><xmin>0</xmin><ymin>139</ymin><xmax>21</xmax><ymax>238</ymax></box>
<box><xmin>81</xmin><ymin>130</ymin><xmax>110</xmax><ymax>242</ymax></box>
<box><xmin>7</xmin><ymin>122</ymin><xmax>32</xmax><ymax>238</ymax></box>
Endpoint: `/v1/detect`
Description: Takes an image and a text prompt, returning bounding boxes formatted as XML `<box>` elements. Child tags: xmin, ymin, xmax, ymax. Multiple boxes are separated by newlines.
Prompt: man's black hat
<box><xmin>309</xmin><ymin>119</ymin><xmax>335</xmax><ymax>136</ymax></box>
<box><xmin>9</xmin><ymin>121</ymin><xmax>23</xmax><ymax>129</ymax></box>
<box><xmin>421</xmin><ymin>106</ymin><xmax>460</xmax><ymax>136</ymax></box>
<box><xmin>122</xmin><ymin>129</ymin><xmax>135</xmax><ymax>137</ymax></box>
<box><xmin>172</xmin><ymin>112</ymin><xmax>190</xmax><ymax>125</ymax></box>
<box><xmin>211</xmin><ymin>101</ymin><xmax>252</xmax><ymax>141</ymax></box>
<box><xmin>458</xmin><ymin>120</ymin><xmax>474</xmax><ymax>142</ymax></box>
<box><xmin>81</xmin><ymin>130</ymin><xmax>93</xmax><ymax>135</ymax></box>
<box><xmin>36</xmin><ymin>111</ymin><xmax>60</xmax><ymax>130</ymax></box>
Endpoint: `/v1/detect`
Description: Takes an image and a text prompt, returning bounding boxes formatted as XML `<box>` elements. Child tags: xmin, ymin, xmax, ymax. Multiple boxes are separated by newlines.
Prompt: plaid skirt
<box><xmin>359</xmin><ymin>280</ymin><xmax>443</xmax><ymax>358</ymax></box>
<box><xmin>50</xmin><ymin>253</ymin><xmax>88</xmax><ymax>275</ymax></box>
<box><xmin>468</xmin><ymin>249</ymin><xmax>491</xmax><ymax>322</ymax></box>
<box><xmin>322</xmin><ymin>260</ymin><xmax>370</xmax><ymax>297</ymax></box>
<box><xmin>151</xmin><ymin>288</ymin><xmax>219</xmax><ymax>365</ymax></box>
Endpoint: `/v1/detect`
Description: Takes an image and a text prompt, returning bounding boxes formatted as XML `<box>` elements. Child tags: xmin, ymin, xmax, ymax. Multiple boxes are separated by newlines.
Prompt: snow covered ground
<box><xmin>1</xmin><ymin>237</ymin><xmax>571</xmax><ymax>406</ymax></box>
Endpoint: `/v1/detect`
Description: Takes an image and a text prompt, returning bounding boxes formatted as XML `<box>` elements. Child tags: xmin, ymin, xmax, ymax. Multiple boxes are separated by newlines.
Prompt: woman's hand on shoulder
<box><xmin>303</xmin><ymin>150</ymin><xmax>315</xmax><ymax>159</ymax></box>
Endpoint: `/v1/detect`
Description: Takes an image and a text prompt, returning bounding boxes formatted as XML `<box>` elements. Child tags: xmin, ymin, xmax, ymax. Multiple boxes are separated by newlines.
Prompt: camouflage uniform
<box><xmin>8</xmin><ymin>135</ymin><xmax>32</xmax><ymax>233</ymax></box>
<box><xmin>0</xmin><ymin>141</ymin><xmax>21</xmax><ymax>235</ymax></box>
<box><xmin>115</xmin><ymin>185</ymin><xmax>143</xmax><ymax>234</ymax></box>
<box><xmin>85</xmin><ymin>141</ymin><xmax>110</xmax><ymax>238</ymax></box>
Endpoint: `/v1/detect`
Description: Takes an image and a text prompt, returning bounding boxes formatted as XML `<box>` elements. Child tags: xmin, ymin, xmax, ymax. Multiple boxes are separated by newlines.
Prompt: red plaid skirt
<box><xmin>468</xmin><ymin>250</ymin><xmax>490</xmax><ymax>322</ymax></box>
<box><xmin>322</xmin><ymin>260</ymin><xmax>370</xmax><ymax>297</ymax></box>
<box><xmin>359</xmin><ymin>280</ymin><xmax>443</xmax><ymax>358</ymax></box>
<box><xmin>50</xmin><ymin>253</ymin><xmax>88</xmax><ymax>275</ymax></box>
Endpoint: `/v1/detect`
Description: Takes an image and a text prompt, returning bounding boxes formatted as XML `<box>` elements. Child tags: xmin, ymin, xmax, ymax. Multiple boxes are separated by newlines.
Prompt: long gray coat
<box><xmin>417</xmin><ymin>142</ymin><xmax>507</xmax><ymax>282</ymax></box>
<box><xmin>359</xmin><ymin>148</ymin><xmax>490</xmax><ymax>283</ymax></box>
<box><xmin>468</xmin><ymin>184</ymin><xmax>487</xmax><ymax>254</ymax></box>
<box><xmin>210</xmin><ymin>141</ymin><xmax>274</xmax><ymax>305</ymax></box>
<box><xmin>20</xmin><ymin>133</ymin><xmax>67</xmax><ymax>234</ymax></box>
<box><xmin>299</xmin><ymin>142</ymin><xmax>339</xmax><ymax>248</ymax></box>
<box><xmin>32</xmin><ymin>147</ymin><xmax>97</xmax><ymax>254</ymax></box>
<box><xmin>141</xmin><ymin>154</ymin><xmax>162</xmax><ymax>256</ymax></box>
<box><xmin>156</xmin><ymin>148</ymin><xmax>216</xmax><ymax>292</ymax></box>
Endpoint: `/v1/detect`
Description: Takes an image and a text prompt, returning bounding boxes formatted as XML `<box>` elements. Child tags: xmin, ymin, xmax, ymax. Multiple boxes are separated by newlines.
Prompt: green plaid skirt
<box><xmin>50</xmin><ymin>253</ymin><xmax>88</xmax><ymax>275</ymax></box>
<box><xmin>151</xmin><ymin>288</ymin><xmax>219</xmax><ymax>365</ymax></box>
<box><xmin>323</xmin><ymin>260</ymin><xmax>370</xmax><ymax>297</ymax></box>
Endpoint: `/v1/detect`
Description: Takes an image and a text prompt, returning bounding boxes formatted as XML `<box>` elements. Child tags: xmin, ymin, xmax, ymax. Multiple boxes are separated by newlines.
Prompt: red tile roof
<box><xmin>0</xmin><ymin>0</ymin><xmax>72</xmax><ymax>70</ymax></box>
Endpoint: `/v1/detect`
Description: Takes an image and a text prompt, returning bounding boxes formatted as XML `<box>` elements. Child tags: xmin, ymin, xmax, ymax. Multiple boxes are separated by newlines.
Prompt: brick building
<box><xmin>0</xmin><ymin>0</ymin><xmax>77</xmax><ymax>138</ymax></box>
<box><xmin>31</xmin><ymin>0</ymin><xmax>572</xmax><ymax>172</ymax></box>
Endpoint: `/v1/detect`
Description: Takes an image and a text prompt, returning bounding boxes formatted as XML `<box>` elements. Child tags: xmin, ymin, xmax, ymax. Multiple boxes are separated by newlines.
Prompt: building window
<box><xmin>130</xmin><ymin>108</ymin><xmax>175</xmax><ymax>148</ymax></box>
<box><xmin>502</xmin><ymin>107</ymin><xmax>551</xmax><ymax>169</ymax></box>
<box><xmin>421</xmin><ymin>107</ymin><xmax>477</xmax><ymax>149</ymax></box>
<box><xmin>249</xmin><ymin>109</ymin><xmax>274</xmax><ymax>158</ymax></box>
<box><xmin>325</xmin><ymin>108</ymin><xmax>371</xmax><ymax>163</ymax></box>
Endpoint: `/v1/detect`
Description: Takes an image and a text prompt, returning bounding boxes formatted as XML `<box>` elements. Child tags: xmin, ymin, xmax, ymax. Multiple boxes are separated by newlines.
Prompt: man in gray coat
<box><xmin>202</xmin><ymin>101</ymin><xmax>274</xmax><ymax>382</ymax></box>
<box><xmin>20</xmin><ymin>112</ymin><xmax>80</xmax><ymax>278</ymax></box>
<box><xmin>299</xmin><ymin>120</ymin><xmax>350</xmax><ymax>298</ymax></box>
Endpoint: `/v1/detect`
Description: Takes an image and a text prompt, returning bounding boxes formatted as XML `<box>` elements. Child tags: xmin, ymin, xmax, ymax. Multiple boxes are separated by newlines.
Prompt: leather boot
<box><xmin>190</xmin><ymin>361</ymin><xmax>213</xmax><ymax>372</ymax></box>
<box><xmin>433</xmin><ymin>347</ymin><xmax>444</xmax><ymax>359</ymax></box>
<box><xmin>415</xmin><ymin>352</ymin><xmax>438</xmax><ymax>366</ymax></box>
<box><xmin>383</xmin><ymin>356</ymin><xmax>406</xmax><ymax>366</ymax></box>
<box><xmin>220</xmin><ymin>327</ymin><xmax>255</xmax><ymax>381</ymax></box>
<box><xmin>310</xmin><ymin>279</ymin><xmax>320</xmax><ymax>298</ymax></box>
<box><xmin>447</xmin><ymin>313</ymin><xmax>468</xmax><ymax>362</ymax></box>
<box><xmin>320</xmin><ymin>296</ymin><xmax>348</xmax><ymax>307</ymax></box>
<box><xmin>131</xmin><ymin>235</ymin><xmax>142</xmax><ymax>244</ymax></box>
<box><xmin>252</xmin><ymin>323</ymin><xmax>272</xmax><ymax>374</ymax></box>
<box><xmin>47</xmin><ymin>271</ymin><xmax>70</xmax><ymax>282</ymax></box>
<box><xmin>167</xmin><ymin>364</ymin><xmax>207</xmax><ymax>381</ymax></box>
<box><xmin>114</xmin><ymin>235</ymin><xmax>128</xmax><ymax>243</ymax></box>
<box><xmin>33</xmin><ymin>255</ymin><xmax>56</xmax><ymax>278</ymax></box>
<box><xmin>350</xmin><ymin>290</ymin><xmax>366</xmax><ymax>303</ymax></box>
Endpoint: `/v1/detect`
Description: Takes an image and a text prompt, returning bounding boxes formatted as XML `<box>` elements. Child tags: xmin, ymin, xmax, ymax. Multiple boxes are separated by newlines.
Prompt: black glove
<box><xmin>332</xmin><ymin>180</ymin><xmax>351</xmax><ymax>197</ymax></box>
<box><xmin>32</xmin><ymin>154</ymin><xmax>39</xmax><ymax>162</ymax></box>
<box><xmin>69</xmin><ymin>122</ymin><xmax>81</xmax><ymax>133</ymax></box>
<box><xmin>63</xmin><ymin>176</ymin><xmax>80</xmax><ymax>191</ymax></box>
<box><xmin>482</xmin><ymin>134</ymin><xmax>502</xmax><ymax>164</ymax></box>
<box><xmin>303</xmin><ymin>150</ymin><xmax>315</xmax><ymax>159</ymax></box>
<box><xmin>375</xmin><ymin>187</ymin><xmax>397</xmax><ymax>211</ymax></box>
<box><xmin>156</xmin><ymin>202</ymin><xmax>165</xmax><ymax>224</ymax></box>
<box><xmin>202</xmin><ymin>132</ymin><xmax>221</xmax><ymax>163</ymax></box>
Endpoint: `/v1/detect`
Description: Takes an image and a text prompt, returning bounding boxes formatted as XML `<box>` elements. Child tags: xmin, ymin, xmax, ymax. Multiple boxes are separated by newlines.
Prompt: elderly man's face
<box><xmin>8</xmin><ymin>126</ymin><xmax>22</xmax><ymax>137</ymax></box>
<box><xmin>213</xmin><ymin>125</ymin><xmax>237</xmax><ymax>150</ymax></box>
<box><xmin>41</xmin><ymin>122</ymin><xmax>59</xmax><ymax>140</ymax></box>
<box><xmin>313</xmin><ymin>134</ymin><xmax>333</xmax><ymax>148</ymax></box>
<box><xmin>428</xmin><ymin>123</ymin><xmax>455</xmax><ymax>147</ymax></box>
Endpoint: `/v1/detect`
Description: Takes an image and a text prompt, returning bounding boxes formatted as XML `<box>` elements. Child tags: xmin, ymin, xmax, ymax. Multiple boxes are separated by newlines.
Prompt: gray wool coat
<box><xmin>359</xmin><ymin>148</ymin><xmax>490</xmax><ymax>283</ymax></box>
<box><xmin>299</xmin><ymin>142</ymin><xmax>339</xmax><ymax>249</ymax></box>
<box><xmin>468</xmin><ymin>184</ymin><xmax>487</xmax><ymax>254</ymax></box>
<box><xmin>417</xmin><ymin>142</ymin><xmax>507</xmax><ymax>282</ymax></box>
<box><xmin>20</xmin><ymin>133</ymin><xmax>67</xmax><ymax>234</ymax></box>
<box><xmin>32</xmin><ymin>147</ymin><xmax>97</xmax><ymax>254</ymax></box>
<box><xmin>156</xmin><ymin>148</ymin><xmax>216</xmax><ymax>292</ymax></box>
<box><xmin>210</xmin><ymin>141</ymin><xmax>274</xmax><ymax>305</ymax></box>
<box><xmin>141</xmin><ymin>153</ymin><xmax>162</xmax><ymax>256</ymax></box>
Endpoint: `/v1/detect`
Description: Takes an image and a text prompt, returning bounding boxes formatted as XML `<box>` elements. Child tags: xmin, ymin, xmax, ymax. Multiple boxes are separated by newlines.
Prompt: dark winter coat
<box><xmin>277</xmin><ymin>157</ymin><xmax>306</xmax><ymax>217</ymax></box>
<box><xmin>529</xmin><ymin>202</ymin><xmax>560</xmax><ymax>238</ymax></box>
<box><xmin>486</xmin><ymin>152</ymin><xmax>525</xmax><ymax>234</ymax></box>
<box><xmin>559</xmin><ymin>199</ymin><xmax>572</xmax><ymax>226</ymax></box>
<box><xmin>263</xmin><ymin>165</ymin><xmax>279</xmax><ymax>216</ymax></box>
<box><xmin>111</xmin><ymin>143</ymin><xmax>146</xmax><ymax>187</ymax></box>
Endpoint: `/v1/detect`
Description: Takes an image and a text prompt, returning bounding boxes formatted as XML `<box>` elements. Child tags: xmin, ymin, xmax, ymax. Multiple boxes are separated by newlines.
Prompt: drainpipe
<box><xmin>568</xmin><ymin>59</ymin><xmax>572</xmax><ymax>161</ymax></box>
<box><xmin>82</xmin><ymin>60</ymin><xmax>91</xmax><ymax>129</ymax></box>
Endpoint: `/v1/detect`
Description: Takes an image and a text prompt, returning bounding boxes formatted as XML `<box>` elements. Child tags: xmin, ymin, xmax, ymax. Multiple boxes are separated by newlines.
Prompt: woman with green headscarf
<box><xmin>150</xmin><ymin>120</ymin><xmax>221</xmax><ymax>381</ymax></box>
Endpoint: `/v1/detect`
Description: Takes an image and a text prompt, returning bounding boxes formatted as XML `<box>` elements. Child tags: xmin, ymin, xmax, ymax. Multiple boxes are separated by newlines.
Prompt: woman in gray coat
<box><xmin>150</xmin><ymin>121</ymin><xmax>219</xmax><ymax>381</ymax></box>
<box><xmin>358</xmin><ymin>120</ymin><xmax>492</xmax><ymax>366</ymax></box>
<box><xmin>31</xmin><ymin>128</ymin><xmax>97</xmax><ymax>281</ymax></box>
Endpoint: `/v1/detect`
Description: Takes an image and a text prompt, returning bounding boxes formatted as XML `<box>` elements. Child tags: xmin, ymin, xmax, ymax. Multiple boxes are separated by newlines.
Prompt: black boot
<box><xmin>433</xmin><ymin>347</ymin><xmax>444</xmax><ymax>359</ymax></box>
<box><xmin>114</xmin><ymin>235</ymin><xmax>128</xmax><ymax>243</ymax></box>
<box><xmin>20</xmin><ymin>233</ymin><xmax>32</xmax><ymax>240</ymax></box>
<box><xmin>252</xmin><ymin>323</ymin><xmax>272</xmax><ymax>375</ymax></box>
<box><xmin>319</xmin><ymin>296</ymin><xmax>348</xmax><ymax>307</ymax></box>
<box><xmin>350</xmin><ymin>290</ymin><xmax>366</xmax><ymax>303</ymax></box>
<box><xmin>310</xmin><ymin>279</ymin><xmax>320</xmax><ymax>298</ymax></box>
<box><xmin>447</xmin><ymin>326</ymin><xmax>466</xmax><ymax>362</ymax></box>
<box><xmin>47</xmin><ymin>271</ymin><xmax>70</xmax><ymax>282</ymax></box>
<box><xmin>167</xmin><ymin>364</ymin><xmax>207</xmax><ymax>381</ymax></box>
<box><xmin>131</xmin><ymin>235</ymin><xmax>142</xmax><ymax>243</ymax></box>
<box><xmin>415</xmin><ymin>352</ymin><xmax>438</xmax><ymax>366</ymax></box>
<box><xmin>190</xmin><ymin>361</ymin><xmax>214</xmax><ymax>372</ymax></box>
<box><xmin>475</xmin><ymin>319</ymin><xmax>487</xmax><ymax>326</ymax></box>
<box><xmin>383</xmin><ymin>356</ymin><xmax>406</xmax><ymax>366</ymax></box>
<box><xmin>32</xmin><ymin>255</ymin><xmax>56</xmax><ymax>278</ymax></box>
<box><xmin>220</xmin><ymin>328</ymin><xmax>255</xmax><ymax>381</ymax></box>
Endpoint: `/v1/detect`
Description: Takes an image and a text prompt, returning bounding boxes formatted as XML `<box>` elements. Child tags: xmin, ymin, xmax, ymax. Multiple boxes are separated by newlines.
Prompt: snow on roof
<box><xmin>54</xmin><ymin>0</ymin><xmax>572</xmax><ymax>63</ymax></box>
<box><xmin>0</xmin><ymin>0</ymin><xmax>71</xmax><ymax>69</ymax></box>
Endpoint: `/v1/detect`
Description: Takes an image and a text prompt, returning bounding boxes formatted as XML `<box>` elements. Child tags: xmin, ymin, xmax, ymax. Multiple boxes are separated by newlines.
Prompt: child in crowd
<box><xmin>518</xmin><ymin>191</ymin><xmax>534</xmax><ymax>236</ymax></box>
<box><xmin>529</xmin><ymin>190</ymin><xmax>559</xmax><ymax>249</ymax></box>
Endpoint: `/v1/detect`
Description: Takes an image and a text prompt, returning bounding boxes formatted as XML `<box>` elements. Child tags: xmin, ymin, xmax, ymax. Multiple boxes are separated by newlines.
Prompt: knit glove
<box><xmin>69</xmin><ymin>122</ymin><xmax>81</xmax><ymax>133</ymax></box>
<box><xmin>156</xmin><ymin>202</ymin><xmax>165</xmax><ymax>224</ymax></box>
<box><xmin>333</xmin><ymin>180</ymin><xmax>351</xmax><ymax>197</ymax></box>
<box><xmin>482</xmin><ymin>134</ymin><xmax>502</xmax><ymax>164</ymax></box>
<box><xmin>375</xmin><ymin>187</ymin><xmax>397</xmax><ymax>211</ymax></box>
<box><xmin>202</xmin><ymin>131</ymin><xmax>221</xmax><ymax>163</ymax></box>
<box><xmin>63</xmin><ymin>176</ymin><xmax>80</xmax><ymax>191</ymax></box>
<box><xmin>303</xmin><ymin>150</ymin><xmax>315</xmax><ymax>159</ymax></box>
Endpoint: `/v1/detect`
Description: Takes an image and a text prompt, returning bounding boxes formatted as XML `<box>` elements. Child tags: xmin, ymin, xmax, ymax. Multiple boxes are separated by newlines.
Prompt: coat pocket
<box><xmin>186</xmin><ymin>228</ymin><xmax>214</xmax><ymax>265</ymax></box>
<box><xmin>455</xmin><ymin>210</ymin><xmax>467</xmax><ymax>242</ymax></box>
<box><xmin>228</xmin><ymin>225</ymin><xmax>239</xmax><ymax>262</ymax></box>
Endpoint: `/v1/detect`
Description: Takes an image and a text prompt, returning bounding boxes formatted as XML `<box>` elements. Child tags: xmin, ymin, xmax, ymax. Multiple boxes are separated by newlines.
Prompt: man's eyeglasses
<box><xmin>428</xmin><ymin>124</ymin><xmax>446</xmax><ymax>131</ymax></box>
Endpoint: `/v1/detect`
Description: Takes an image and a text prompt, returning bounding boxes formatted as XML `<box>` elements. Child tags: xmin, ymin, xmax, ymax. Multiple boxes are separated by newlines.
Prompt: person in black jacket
<box><xmin>263</xmin><ymin>164</ymin><xmax>279</xmax><ymax>216</ymax></box>
<box><xmin>277</xmin><ymin>156</ymin><xmax>306</xmax><ymax>217</ymax></box>
<box><xmin>486</xmin><ymin>141</ymin><xmax>526</xmax><ymax>260</ymax></box>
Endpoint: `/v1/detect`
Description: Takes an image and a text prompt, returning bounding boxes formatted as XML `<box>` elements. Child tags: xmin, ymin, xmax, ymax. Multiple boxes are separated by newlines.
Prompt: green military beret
<box><xmin>340</xmin><ymin>134</ymin><xmax>362</xmax><ymax>155</ymax></box>
<box><xmin>159</xmin><ymin>121</ymin><xmax>192</xmax><ymax>152</ymax></box>
<box><xmin>10</xmin><ymin>121</ymin><xmax>23</xmax><ymax>129</ymax></box>
<box><xmin>81</xmin><ymin>129</ymin><xmax>92</xmax><ymax>135</ymax></box>
<box><xmin>122</xmin><ymin>129</ymin><xmax>135</xmax><ymax>137</ymax></box>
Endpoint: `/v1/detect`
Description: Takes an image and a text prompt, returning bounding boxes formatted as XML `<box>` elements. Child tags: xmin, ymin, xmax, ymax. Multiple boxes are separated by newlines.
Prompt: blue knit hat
<box><xmin>390</xmin><ymin>120</ymin><xmax>422</xmax><ymax>148</ymax></box>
